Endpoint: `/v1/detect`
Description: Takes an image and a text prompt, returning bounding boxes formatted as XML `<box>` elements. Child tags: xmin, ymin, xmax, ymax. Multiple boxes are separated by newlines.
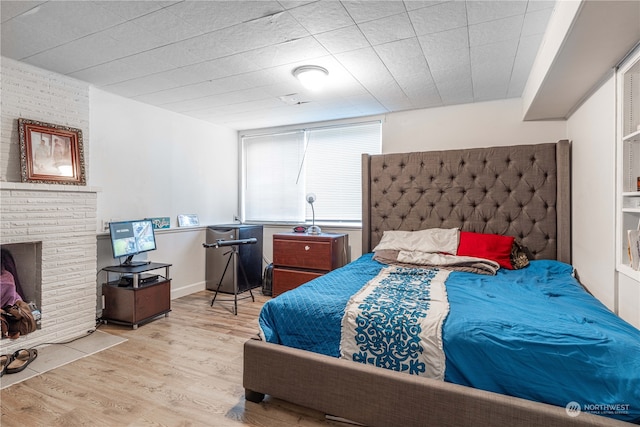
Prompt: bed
<box><xmin>243</xmin><ymin>141</ymin><xmax>640</xmax><ymax>426</ymax></box>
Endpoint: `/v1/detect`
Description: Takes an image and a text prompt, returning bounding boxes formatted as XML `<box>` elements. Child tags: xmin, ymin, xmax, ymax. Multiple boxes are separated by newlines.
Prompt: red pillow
<box><xmin>457</xmin><ymin>231</ymin><xmax>514</xmax><ymax>269</ymax></box>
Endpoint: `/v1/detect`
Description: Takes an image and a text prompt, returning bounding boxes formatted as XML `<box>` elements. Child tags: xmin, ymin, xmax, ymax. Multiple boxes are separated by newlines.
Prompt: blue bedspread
<box><xmin>258</xmin><ymin>254</ymin><xmax>640</xmax><ymax>423</ymax></box>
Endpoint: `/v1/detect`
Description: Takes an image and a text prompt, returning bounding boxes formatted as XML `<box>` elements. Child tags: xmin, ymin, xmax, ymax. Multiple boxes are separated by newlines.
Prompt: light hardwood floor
<box><xmin>1</xmin><ymin>290</ymin><xmax>341</xmax><ymax>427</ymax></box>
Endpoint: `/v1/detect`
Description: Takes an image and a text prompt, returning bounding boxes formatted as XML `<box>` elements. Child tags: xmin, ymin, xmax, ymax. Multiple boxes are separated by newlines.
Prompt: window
<box><xmin>241</xmin><ymin>121</ymin><xmax>381</xmax><ymax>224</ymax></box>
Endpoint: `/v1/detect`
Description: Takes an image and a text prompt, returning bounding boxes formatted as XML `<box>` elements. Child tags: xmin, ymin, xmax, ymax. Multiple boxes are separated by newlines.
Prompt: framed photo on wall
<box><xmin>18</xmin><ymin>118</ymin><xmax>86</xmax><ymax>185</ymax></box>
<box><xmin>178</xmin><ymin>214</ymin><xmax>199</xmax><ymax>227</ymax></box>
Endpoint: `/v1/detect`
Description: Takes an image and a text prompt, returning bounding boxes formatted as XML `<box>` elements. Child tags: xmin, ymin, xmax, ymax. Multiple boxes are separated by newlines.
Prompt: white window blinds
<box><xmin>241</xmin><ymin>121</ymin><xmax>381</xmax><ymax>224</ymax></box>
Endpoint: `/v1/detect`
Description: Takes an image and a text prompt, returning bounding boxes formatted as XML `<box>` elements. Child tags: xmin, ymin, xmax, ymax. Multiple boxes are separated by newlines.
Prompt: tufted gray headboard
<box><xmin>362</xmin><ymin>141</ymin><xmax>571</xmax><ymax>263</ymax></box>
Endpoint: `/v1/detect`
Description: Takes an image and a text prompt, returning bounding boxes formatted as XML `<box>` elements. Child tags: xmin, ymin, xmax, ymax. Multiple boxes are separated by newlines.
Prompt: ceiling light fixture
<box><xmin>293</xmin><ymin>66</ymin><xmax>329</xmax><ymax>91</ymax></box>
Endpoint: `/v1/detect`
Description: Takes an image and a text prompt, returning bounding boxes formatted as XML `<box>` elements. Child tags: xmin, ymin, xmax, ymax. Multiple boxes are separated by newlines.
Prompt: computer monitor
<box><xmin>109</xmin><ymin>219</ymin><xmax>157</xmax><ymax>266</ymax></box>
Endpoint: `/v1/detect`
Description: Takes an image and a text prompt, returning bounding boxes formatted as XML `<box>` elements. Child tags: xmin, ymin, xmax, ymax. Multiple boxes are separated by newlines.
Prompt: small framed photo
<box><xmin>178</xmin><ymin>214</ymin><xmax>199</xmax><ymax>227</ymax></box>
<box><xmin>147</xmin><ymin>217</ymin><xmax>171</xmax><ymax>229</ymax></box>
<box><xmin>18</xmin><ymin>118</ymin><xmax>86</xmax><ymax>185</ymax></box>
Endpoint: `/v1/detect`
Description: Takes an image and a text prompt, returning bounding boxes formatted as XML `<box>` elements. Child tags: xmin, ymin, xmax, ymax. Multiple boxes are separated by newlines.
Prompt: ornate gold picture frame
<box><xmin>18</xmin><ymin>118</ymin><xmax>86</xmax><ymax>185</ymax></box>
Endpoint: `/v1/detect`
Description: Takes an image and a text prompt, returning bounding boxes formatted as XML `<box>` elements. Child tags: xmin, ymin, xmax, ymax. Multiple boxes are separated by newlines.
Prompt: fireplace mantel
<box><xmin>0</xmin><ymin>181</ymin><xmax>101</xmax><ymax>193</ymax></box>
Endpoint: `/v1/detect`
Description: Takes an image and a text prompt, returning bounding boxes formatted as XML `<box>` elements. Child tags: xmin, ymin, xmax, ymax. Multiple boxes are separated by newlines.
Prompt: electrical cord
<box><xmin>31</xmin><ymin>321</ymin><xmax>101</xmax><ymax>349</ymax></box>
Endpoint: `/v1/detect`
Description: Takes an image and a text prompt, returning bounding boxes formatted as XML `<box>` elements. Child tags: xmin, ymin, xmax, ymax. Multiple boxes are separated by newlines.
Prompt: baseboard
<box><xmin>171</xmin><ymin>280</ymin><xmax>206</xmax><ymax>300</ymax></box>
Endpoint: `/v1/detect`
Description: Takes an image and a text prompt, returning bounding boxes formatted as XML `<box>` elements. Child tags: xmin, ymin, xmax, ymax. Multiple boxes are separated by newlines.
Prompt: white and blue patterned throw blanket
<box><xmin>339</xmin><ymin>266</ymin><xmax>450</xmax><ymax>380</ymax></box>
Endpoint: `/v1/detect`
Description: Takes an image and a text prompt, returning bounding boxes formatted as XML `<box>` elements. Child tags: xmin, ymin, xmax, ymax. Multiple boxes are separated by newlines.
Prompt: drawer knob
<box><xmin>305</xmin><ymin>245</ymin><xmax>310</xmax><ymax>251</ymax></box>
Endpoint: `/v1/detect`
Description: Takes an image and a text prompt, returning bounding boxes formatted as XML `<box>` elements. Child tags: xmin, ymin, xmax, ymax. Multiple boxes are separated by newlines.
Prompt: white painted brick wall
<box><xmin>1</xmin><ymin>185</ymin><xmax>98</xmax><ymax>354</ymax></box>
<box><xmin>1</xmin><ymin>58</ymin><xmax>98</xmax><ymax>355</ymax></box>
<box><xmin>1</xmin><ymin>57</ymin><xmax>90</xmax><ymax>182</ymax></box>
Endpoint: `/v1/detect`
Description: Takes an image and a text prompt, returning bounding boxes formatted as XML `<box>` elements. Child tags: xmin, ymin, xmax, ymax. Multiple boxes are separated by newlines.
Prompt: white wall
<box><xmin>90</xmin><ymin>89</ymin><xmax>239</xmax><ymax>298</ymax></box>
<box><xmin>566</xmin><ymin>74</ymin><xmax>617</xmax><ymax>312</ymax></box>
<box><xmin>382</xmin><ymin>98</ymin><xmax>566</xmax><ymax>153</ymax></box>
<box><xmin>90</xmin><ymin>88</ymin><xmax>238</xmax><ymax>227</ymax></box>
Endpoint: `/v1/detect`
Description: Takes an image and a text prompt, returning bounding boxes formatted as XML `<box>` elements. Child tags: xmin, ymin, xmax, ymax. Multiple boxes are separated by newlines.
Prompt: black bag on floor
<box><xmin>262</xmin><ymin>263</ymin><xmax>273</xmax><ymax>296</ymax></box>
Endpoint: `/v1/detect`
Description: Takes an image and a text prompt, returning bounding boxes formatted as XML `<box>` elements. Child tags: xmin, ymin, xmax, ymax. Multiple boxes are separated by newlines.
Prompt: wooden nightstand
<box><xmin>272</xmin><ymin>232</ymin><xmax>348</xmax><ymax>296</ymax></box>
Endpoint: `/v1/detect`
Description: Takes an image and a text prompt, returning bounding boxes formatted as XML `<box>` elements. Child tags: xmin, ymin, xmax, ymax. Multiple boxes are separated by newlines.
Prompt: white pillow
<box><xmin>372</xmin><ymin>228</ymin><xmax>459</xmax><ymax>254</ymax></box>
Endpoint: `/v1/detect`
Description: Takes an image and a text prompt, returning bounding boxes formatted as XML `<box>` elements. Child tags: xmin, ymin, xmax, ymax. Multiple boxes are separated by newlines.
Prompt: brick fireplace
<box><xmin>0</xmin><ymin>182</ymin><xmax>98</xmax><ymax>355</ymax></box>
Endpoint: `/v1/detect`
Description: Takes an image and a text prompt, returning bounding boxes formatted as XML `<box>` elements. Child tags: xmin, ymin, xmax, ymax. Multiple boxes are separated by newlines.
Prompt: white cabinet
<box><xmin>617</xmin><ymin>45</ymin><xmax>640</xmax><ymax>281</ymax></box>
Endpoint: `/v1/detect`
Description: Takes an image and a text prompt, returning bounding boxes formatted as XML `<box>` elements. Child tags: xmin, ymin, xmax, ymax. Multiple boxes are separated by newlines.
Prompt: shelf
<box><xmin>105</xmin><ymin>278</ymin><xmax>165</xmax><ymax>289</ymax></box>
<box><xmin>617</xmin><ymin>263</ymin><xmax>640</xmax><ymax>281</ymax></box>
<box><xmin>617</xmin><ymin>46</ymin><xmax>640</xmax><ymax>284</ymax></box>
<box><xmin>623</xmin><ymin>129</ymin><xmax>640</xmax><ymax>142</ymax></box>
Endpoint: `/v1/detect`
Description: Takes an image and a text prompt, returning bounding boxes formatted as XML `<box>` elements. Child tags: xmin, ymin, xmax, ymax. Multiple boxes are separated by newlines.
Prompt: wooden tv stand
<box><xmin>101</xmin><ymin>262</ymin><xmax>172</xmax><ymax>329</ymax></box>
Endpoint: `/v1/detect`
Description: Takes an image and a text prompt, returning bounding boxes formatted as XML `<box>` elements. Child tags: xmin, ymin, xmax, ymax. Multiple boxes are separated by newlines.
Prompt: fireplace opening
<box><xmin>1</xmin><ymin>243</ymin><xmax>42</xmax><ymax>330</ymax></box>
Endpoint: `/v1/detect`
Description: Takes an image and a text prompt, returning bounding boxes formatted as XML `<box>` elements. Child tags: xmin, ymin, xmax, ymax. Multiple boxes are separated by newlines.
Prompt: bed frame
<box><xmin>243</xmin><ymin>141</ymin><xmax>629</xmax><ymax>426</ymax></box>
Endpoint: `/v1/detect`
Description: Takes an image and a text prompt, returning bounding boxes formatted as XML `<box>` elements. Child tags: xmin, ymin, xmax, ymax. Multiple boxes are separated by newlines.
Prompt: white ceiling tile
<box><xmin>12</xmin><ymin>1</ymin><xmax>126</xmax><ymax>42</ymax></box>
<box><xmin>234</xmin><ymin>12</ymin><xmax>310</xmax><ymax>50</ymax></box>
<box><xmin>0</xmin><ymin>19</ymin><xmax>66</xmax><ymax>59</ymax></box>
<box><xmin>418</xmin><ymin>27</ymin><xmax>469</xmax><ymax>57</ymax></box>
<box><xmin>129</xmin><ymin>7</ymin><xmax>205</xmax><ymax>44</ymax></box>
<box><xmin>288</xmin><ymin>1</ymin><xmax>354</xmax><ymax>34</ymax></box>
<box><xmin>168</xmin><ymin>1</ymin><xmax>284</xmax><ymax>34</ymax></box>
<box><xmin>466</xmin><ymin>1</ymin><xmax>528</xmax><ymax>25</ymax></box>
<box><xmin>237</xmin><ymin>69</ymin><xmax>291</xmax><ymax>92</ymax></box>
<box><xmin>342</xmin><ymin>1</ymin><xmax>407</xmax><ymax>24</ymax></box>
<box><xmin>246</xmin><ymin>37</ymin><xmax>329</xmax><ymax>69</ymax></box>
<box><xmin>100</xmin><ymin>21</ymin><xmax>169</xmax><ymax>55</ymax></box>
<box><xmin>428</xmin><ymin>47</ymin><xmax>470</xmax><ymax>74</ymax></box>
<box><xmin>471</xmin><ymin>39</ymin><xmax>518</xmax><ymax>100</ymax></box>
<box><xmin>403</xmin><ymin>1</ymin><xmax>449</xmax><ymax>12</ymax></box>
<box><xmin>522</xmin><ymin>6</ymin><xmax>554</xmax><ymax>37</ymax></box>
<box><xmin>24</xmin><ymin>32</ymin><xmax>133</xmax><ymax>74</ymax></box>
<box><xmin>0</xmin><ymin>1</ymin><xmax>46</xmax><ymax>23</ymax></box>
<box><xmin>186</xmin><ymin>75</ymin><xmax>257</xmax><ymax>99</ymax></box>
<box><xmin>278</xmin><ymin>1</ymin><xmax>317</xmax><ymax>10</ymax></box>
<box><xmin>359</xmin><ymin>13</ymin><xmax>416</xmax><ymax>46</ymax></box>
<box><xmin>133</xmin><ymin>81</ymin><xmax>225</xmax><ymax>106</ymax></box>
<box><xmin>374</xmin><ymin>38</ymin><xmax>430</xmax><ymax>80</ymax></box>
<box><xmin>174</xmin><ymin>88</ymin><xmax>274</xmax><ymax>113</ymax></box>
<box><xmin>409</xmin><ymin>1</ymin><xmax>467</xmax><ymax>36</ymax></box>
<box><xmin>436</xmin><ymin>75</ymin><xmax>474</xmax><ymax>105</ymax></box>
<box><xmin>526</xmin><ymin>1</ymin><xmax>556</xmax><ymax>12</ymax></box>
<box><xmin>92</xmin><ymin>1</ymin><xmax>180</xmax><ymax>21</ymax></box>
<box><xmin>190</xmin><ymin>56</ymin><xmax>258</xmax><ymax>80</ymax></box>
<box><xmin>104</xmin><ymin>73</ymin><xmax>179</xmax><ymax>98</ymax></box>
<box><xmin>178</xmin><ymin>31</ymin><xmax>237</xmax><ymax>62</ymax></box>
<box><xmin>471</xmin><ymin>39</ymin><xmax>519</xmax><ymax>69</ymax></box>
<box><xmin>181</xmin><ymin>11</ymin><xmax>310</xmax><ymax>62</ymax></box>
<box><xmin>201</xmin><ymin>97</ymin><xmax>285</xmax><ymax>116</ymax></box>
<box><xmin>469</xmin><ymin>14</ymin><xmax>524</xmax><ymax>47</ymax></box>
<box><xmin>335</xmin><ymin>47</ymin><xmax>394</xmax><ymax>86</ymax></box>
<box><xmin>158</xmin><ymin>65</ymin><xmax>221</xmax><ymax>87</ymax></box>
<box><xmin>426</xmin><ymin>46</ymin><xmax>473</xmax><ymax>104</ymax></box>
<box><xmin>379</xmin><ymin>96</ymin><xmax>414</xmax><ymax>112</ymax></box>
<box><xmin>141</xmin><ymin>42</ymin><xmax>204</xmax><ymax>68</ymax></box>
<box><xmin>314</xmin><ymin>25</ymin><xmax>370</xmax><ymax>54</ymax></box>
<box><xmin>114</xmin><ymin>51</ymin><xmax>178</xmax><ymax>78</ymax></box>
<box><xmin>336</xmin><ymin>47</ymin><xmax>410</xmax><ymax>110</ymax></box>
<box><xmin>68</xmin><ymin>61</ymin><xmax>144</xmax><ymax>87</ymax></box>
<box><xmin>133</xmin><ymin>89</ymin><xmax>196</xmax><ymax>107</ymax></box>
<box><xmin>342</xmin><ymin>93</ymin><xmax>386</xmax><ymax>112</ymax></box>
<box><xmin>508</xmin><ymin>33</ymin><xmax>544</xmax><ymax>97</ymax></box>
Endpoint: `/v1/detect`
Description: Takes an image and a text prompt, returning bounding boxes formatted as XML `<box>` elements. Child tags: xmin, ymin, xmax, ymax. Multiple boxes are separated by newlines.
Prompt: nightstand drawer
<box><xmin>273</xmin><ymin>239</ymin><xmax>333</xmax><ymax>271</ymax></box>
<box><xmin>271</xmin><ymin>232</ymin><xmax>348</xmax><ymax>297</ymax></box>
<box><xmin>272</xmin><ymin>268</ymin><xmax>323</xmax><ymax>296</ymax></box>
